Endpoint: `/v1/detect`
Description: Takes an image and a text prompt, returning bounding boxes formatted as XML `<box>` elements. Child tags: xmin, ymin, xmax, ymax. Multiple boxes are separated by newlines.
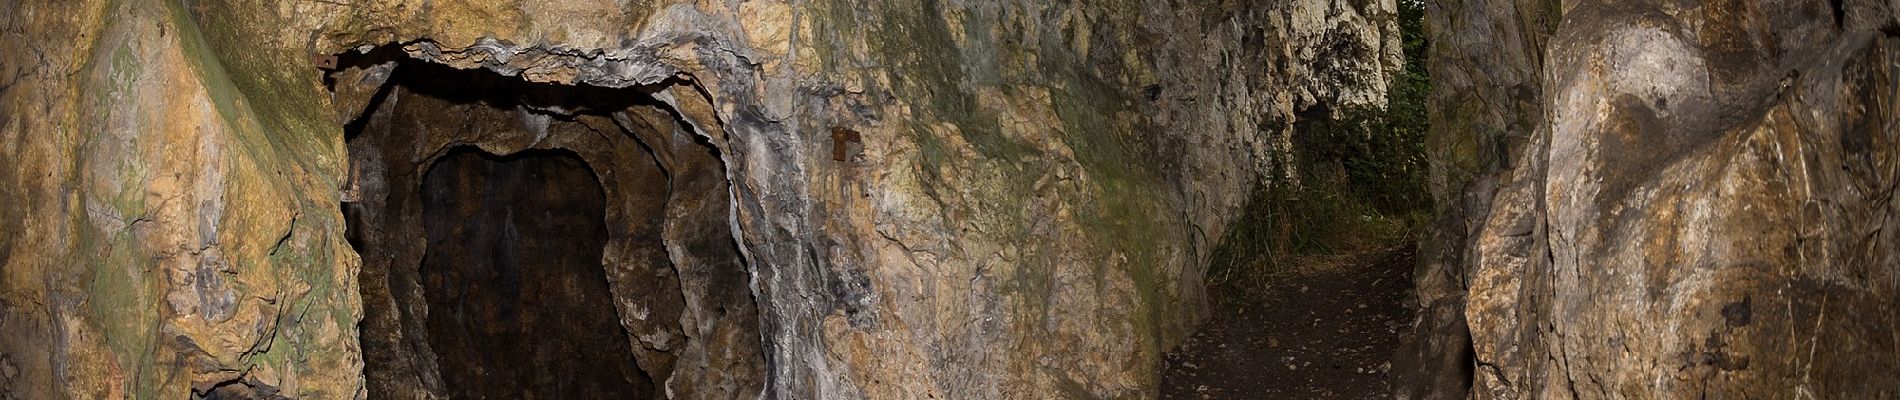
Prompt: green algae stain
<box><xmin>1042</xmin><ymin>42</ymin><xmax>1177</xmax><ymax>377</ymax></box>
<box><xmin>157</xmin><ymin>3</ymin><xmax>359</xmax><ymax>395</ymax></box>
<box><xmin>85</xmin><ymin>233</ymin><xmax>156</xmax><ymax>372</ymax></box>
<box><xmin>107</xmin><ymin>42</ymin><xmax>139</xmax><ymax>97</ymax></box>
<box><xmin>857</xmin><ymin>0</ymin><xmax>1032</xmax><ymax>161</ymax></box>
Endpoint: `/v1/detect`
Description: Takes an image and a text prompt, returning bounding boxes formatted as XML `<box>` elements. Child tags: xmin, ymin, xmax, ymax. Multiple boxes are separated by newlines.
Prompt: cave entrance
<box><xmin>417</xmin><ymin>148</ymin><xmax>647</xmax><ymax>398</ymax></box>
<box><xmin>330</xmin><ymin>43</ymin><xmax>765</xmax><ymax>399</ymax></box>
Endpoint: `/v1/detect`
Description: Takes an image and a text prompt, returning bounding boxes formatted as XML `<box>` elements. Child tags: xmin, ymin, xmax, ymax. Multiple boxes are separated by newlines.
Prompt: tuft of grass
<box><xmin>1205</xmin><ymin>169</ymin><xmax>1422</xmax><ymax>296</ymax></box>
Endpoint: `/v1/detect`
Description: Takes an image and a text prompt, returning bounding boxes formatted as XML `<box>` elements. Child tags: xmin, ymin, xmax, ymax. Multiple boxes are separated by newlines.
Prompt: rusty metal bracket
<box><xmin>831</xmin><ymin>127</ymin><xmax>863</xmax><ymax>162</ymax></box>
<box><xmin>312</xmin><ymin>53</ymin><xmax>340</xmax><ymax>70</ymax></box>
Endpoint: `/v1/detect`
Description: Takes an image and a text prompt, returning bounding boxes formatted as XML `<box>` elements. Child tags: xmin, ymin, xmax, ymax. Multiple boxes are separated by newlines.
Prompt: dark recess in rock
<box><xmin>333</xmin><ymin>43</ymin><xmax>765</xmax><ymax>399</ymax></box>
<box><xmin>418</xmin><ymin>147</ymin><xmax>650</xmax><ymax>399</ymax></box>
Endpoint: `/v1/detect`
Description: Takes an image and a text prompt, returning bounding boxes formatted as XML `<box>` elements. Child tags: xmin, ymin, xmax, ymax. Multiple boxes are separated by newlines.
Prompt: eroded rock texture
<box><xmin>0</xmin><ymin>0</ymin><xmax>1398</xmax><ymax>398</ymax></box>
<box><xmin>1407</xmin><ymin>0</ymin><xmax>1900</xmax><ymax>398</ymax></box>
<box><xmin>336</xmin><ymin>53</ymin><xmax>760</xmax><ymax>399</ymax></box>
<box><xmin>1396</xmin><ymin>0</ymin><xmax>1559</xmax><ymax>398</ymax></box>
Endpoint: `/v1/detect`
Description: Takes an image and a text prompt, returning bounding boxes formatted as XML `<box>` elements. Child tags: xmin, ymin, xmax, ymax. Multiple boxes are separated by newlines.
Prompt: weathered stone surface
<box><xmin>0</xmin><ymin>0</ymin><xmax>1399</xmax><ymax>398</ymax></box>
<box><xmin>1411</xmin><ymin>0</ymin><xmax>1900</xmax><ymax>398</ymax></box>
<box><xmin>1398</xmin><ymin>0</ymin><xmax>1558</xmax><ymax>397</ymax></box>
<box><xmin>335</xmin><ymin>55</ymin><xmax>765</xmax><ymax>399</ymax></box>
<box><xmin>1</xmin><ymin>1</ymin><xmax>364</xmax><ymax>397</ymax></box>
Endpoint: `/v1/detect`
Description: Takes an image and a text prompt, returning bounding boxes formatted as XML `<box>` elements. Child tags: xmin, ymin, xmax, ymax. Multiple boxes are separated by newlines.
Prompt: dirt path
<box><xmin>1160</xmin><ymin>246</ymin><xmax>1416</xmax><ymax>399</ymax></box>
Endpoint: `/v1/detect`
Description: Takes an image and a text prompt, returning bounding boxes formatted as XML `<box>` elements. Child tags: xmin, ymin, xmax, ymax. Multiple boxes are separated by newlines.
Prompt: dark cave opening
<box><xmin>332</xmin><ymin>43</ymin><xmax>766</xmax><ymax>399</ymax></box>
<box><xmin>417</xmin><ymin>147</ymin><xmax>651</xmax><ymax>399</ymax></box>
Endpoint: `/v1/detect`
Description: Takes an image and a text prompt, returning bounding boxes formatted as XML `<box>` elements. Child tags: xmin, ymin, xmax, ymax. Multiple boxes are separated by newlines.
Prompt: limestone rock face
<box><xmin>1397</xmin><ymin>0</ymin><xmax>1559</xmax><ymax>398</ymax></box>
<box><xmin>1410</xmin><ymin>0</ymin><xmax>1900</xmax><ymax>398</ymax></box>
<box><xmin>0</xmin><ymin>0</ymin><xmax>1398</xmax><ymax>398</ymax></box>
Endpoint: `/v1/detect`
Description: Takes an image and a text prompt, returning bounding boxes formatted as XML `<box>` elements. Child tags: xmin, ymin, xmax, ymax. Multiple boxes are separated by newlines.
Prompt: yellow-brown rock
<box><xmin>0</xmin><ymin>0</ymin><xmax>1399</xmax><ymax>398</ymax></box>
<box><xmin>1403</xmin><ymin>0</ymin><xmax>1900</xmax><ymax>398</ymax></box>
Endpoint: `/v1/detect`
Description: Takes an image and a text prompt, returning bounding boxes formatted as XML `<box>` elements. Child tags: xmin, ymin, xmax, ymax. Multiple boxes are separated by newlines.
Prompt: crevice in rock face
<box><xmin>332</xmin><ymin>42</ymin><xmax>765</xmax><ymax>399</ymax></box>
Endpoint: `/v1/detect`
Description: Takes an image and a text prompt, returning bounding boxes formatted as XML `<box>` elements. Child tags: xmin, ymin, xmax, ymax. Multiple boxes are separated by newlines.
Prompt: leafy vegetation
<box><xmin>1209</xmin><ymin>0</ymin><xmax>1431</xmax><ymax>292</ymax></box>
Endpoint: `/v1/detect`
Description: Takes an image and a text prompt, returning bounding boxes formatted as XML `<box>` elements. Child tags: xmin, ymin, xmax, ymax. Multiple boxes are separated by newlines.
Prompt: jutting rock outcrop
<box><xmin>1404</xmin><ymin>0</ymin><xmax>1900</xmax><ymax>398</ymax></box>
<box><xmin>0</xmin><ymin>0</ymin><xmax>1398</xmax><ymax>398</ymax></box>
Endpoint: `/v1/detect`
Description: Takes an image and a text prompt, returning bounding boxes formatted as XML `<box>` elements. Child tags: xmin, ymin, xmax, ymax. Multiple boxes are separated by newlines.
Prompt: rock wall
<box><xmin>1397</xmin><ymin>0</ymin><xmax>1559</xmax><ymax>397</ymax></box>
<box><xmin>1408</xmin><ymin>0</ymin><xmax>1900</xmax><ymax>398</ymax></box>
<box><xmin>0</xmin><ymin>0</ymin><xmax>1398</xmax><ymax>398</ymax></box>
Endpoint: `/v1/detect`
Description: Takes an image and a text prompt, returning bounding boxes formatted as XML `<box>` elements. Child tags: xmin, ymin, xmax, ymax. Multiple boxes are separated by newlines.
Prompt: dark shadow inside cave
<box><xmin>416</xmin><ymin>147</ymin><xmax>651</xmax><ymax>399</ymax></box>
<box><xmin>332</xmin><ymin>42</ymin><xmax>765</xmax><ymax>400</ymax></box>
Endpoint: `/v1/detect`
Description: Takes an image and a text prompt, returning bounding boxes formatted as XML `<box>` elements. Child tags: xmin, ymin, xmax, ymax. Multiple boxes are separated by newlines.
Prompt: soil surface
<box><xmin>1161</xmin><ymin>246</ymin><xmax>1416</xmax><ymax>399</ymax></box>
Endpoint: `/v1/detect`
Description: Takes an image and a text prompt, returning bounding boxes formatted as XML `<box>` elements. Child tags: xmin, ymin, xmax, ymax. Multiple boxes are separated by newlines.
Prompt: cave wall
<box><xmin>1409</xmin><ymin>0</ymin><xmax>1900</xmax><ymax>398</ymax></box>
<box><xmin>0</xmin><ymin>0</ymin><xmax>1398</xmax><ymax>398</ymax></box>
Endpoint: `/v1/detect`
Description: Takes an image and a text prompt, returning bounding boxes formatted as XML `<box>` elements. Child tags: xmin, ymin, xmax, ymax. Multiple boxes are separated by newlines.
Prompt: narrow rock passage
<box><xmin>1161</xmin><ymin>247</ymin><xmax>1416</xmax><ymax>399</ymax></box>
